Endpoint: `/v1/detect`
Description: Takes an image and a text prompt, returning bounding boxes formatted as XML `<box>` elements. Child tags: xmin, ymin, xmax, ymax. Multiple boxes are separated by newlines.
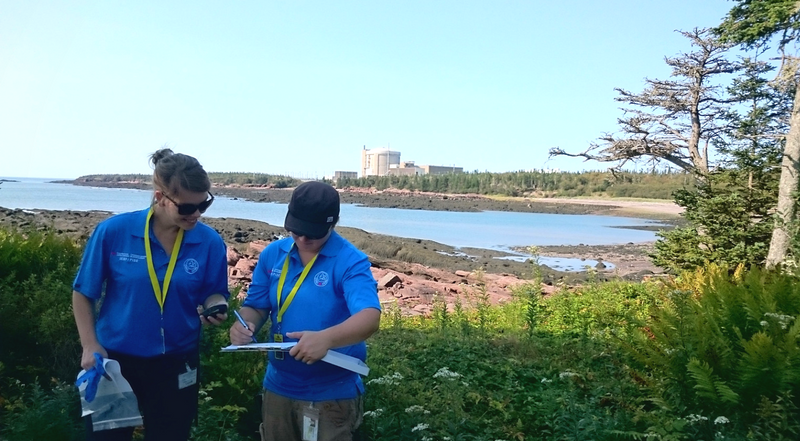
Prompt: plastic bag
<box><xmin>76</xmin><ymin>357</ymin><xmax>143</xmax><ymax>431</ymax></box>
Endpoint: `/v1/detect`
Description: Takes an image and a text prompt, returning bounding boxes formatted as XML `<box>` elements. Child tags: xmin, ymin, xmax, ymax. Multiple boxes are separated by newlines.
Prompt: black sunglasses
<box><xmin>162</xmin><ymin>192</ymin><xmax>215</xmax><ymax>215</ymax></box>
<box><xmin>287</xmin><ymin>228</ymin><xmax>329</xmax><ymax>240</ymax></box>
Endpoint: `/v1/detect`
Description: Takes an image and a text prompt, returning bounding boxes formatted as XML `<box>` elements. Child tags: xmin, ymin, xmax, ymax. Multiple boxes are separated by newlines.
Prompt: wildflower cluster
<box><xmin>433</xmin><ymin>367</ymin><xmax>462</xmax><ymax>380</ymax></box>
<box><xmin>363</xmin><ymin>408</ymin><xmax>384</xmax><ymax>418</ymax></box>
<box><xmin>366</xmin><ymin>371</ymin><xmax>403</xmax><ymax>386</ymax></box>
<box><xmin>559</xmin><ymin>370</ymin><xmax>578</xmax><ymax>379</ymax></box>
<box><xmin>762</xmin><ymin>312</ymin><xmax>795</xmax><ymax>329</ymax></box>
<box><xmin>685</xmin><ymin>414</ymin><xmax>709</xmax><ymax>424</ymax></box>
<box><xmin>411</xmin><ymin>423</ymin><xmax>430</xmax><ymax>432</ymax></box>
<box><xmin>405</xmin><ymin>405</ymin><xmax>430</xmax><ymax>414</ymax></box>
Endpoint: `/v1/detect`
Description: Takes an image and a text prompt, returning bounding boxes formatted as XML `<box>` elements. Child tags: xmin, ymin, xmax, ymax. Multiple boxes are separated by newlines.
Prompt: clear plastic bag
<box><xmin>76</xmin><ymin>358</ymin><xmax>143</xmax><ymax>431</ymax></box>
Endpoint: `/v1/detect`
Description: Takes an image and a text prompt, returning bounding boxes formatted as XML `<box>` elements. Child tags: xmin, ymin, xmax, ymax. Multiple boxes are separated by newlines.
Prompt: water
<box><xmin>0</xmin><ymin>177</ymin><xmax>668</xmax><ymax>271</ymax></box>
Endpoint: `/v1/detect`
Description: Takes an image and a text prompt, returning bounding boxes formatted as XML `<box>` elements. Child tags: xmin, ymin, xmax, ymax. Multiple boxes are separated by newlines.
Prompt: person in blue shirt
<box><xmin>230</xmin><ymin>180</ymin><xmax>381</xmax><ymax>441</ymax></box>
<box><xmin>72</xmin><ymin>148</ymin><xmax>230</xmax><ymax>441</ymax></box>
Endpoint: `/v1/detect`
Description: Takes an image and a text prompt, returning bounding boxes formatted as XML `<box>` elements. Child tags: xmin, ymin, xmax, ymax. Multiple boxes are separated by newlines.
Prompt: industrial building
<box><xmin>360</xmin><ymin>146</ymin><xmax>462</xmax><ymax>177</ymax></box>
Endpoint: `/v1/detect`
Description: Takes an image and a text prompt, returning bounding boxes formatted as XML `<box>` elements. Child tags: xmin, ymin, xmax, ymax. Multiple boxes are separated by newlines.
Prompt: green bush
<box><xmin>624</xmin><ymin>265</ymin><xmax>800</xmax><ymax>439</ymax></box>
<box><xmin>1</xmin><ymin>381</ymin><xmax>84</xmax><ymax>441</ymax></box>
<box><xmin>0</xmin><ymin>228</ymin><xmax>83</xmax><ymax>389</ymax></box>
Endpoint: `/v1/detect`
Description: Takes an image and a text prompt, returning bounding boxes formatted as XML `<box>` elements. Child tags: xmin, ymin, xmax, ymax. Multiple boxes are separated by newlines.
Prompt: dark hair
<box><xmin>150</xmin><ymin>148</ymin><xmax>210</xmax><ymax>195</ymax></box>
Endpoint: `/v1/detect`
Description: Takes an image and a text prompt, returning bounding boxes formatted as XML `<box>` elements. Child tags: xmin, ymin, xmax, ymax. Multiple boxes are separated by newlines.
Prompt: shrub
<box><xmin>624</xmin><ymin>265</ymin><xmax>800</xmax><ymax>439</ymax></box>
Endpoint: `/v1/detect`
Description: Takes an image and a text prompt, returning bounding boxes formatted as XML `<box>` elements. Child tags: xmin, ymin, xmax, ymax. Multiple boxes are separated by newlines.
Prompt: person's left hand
<box><xmin>286</xmin><ymin>331</ymin><xmax>332</xmax><ymax>365</ymax></box>
<box><xmin>198</xmin><ymin>304</ymin><xmax>228</xmax><ymax>327</ymax></box>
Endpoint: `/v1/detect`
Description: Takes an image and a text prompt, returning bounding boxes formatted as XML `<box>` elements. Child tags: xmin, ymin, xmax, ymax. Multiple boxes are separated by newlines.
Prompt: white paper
<box><xmin>220</xmin><ymin>343</ymin><xmax>370</xmax><ymax>376</ymax></box>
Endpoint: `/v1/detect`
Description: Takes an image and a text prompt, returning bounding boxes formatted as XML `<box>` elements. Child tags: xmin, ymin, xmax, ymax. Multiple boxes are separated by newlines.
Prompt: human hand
<box><xmin>198</xmin><ymin>303</ymin><xmax>228</xmax><ymax>326</ymax></box>
<box><xmin>81</xmin><ymin>343</ymin><xmax>107</xmax><ymax>371</ymax></box>
<box><xmin>229</xmin><ymin>318</ymin><xmax>257</xmax><ymax>345</ymax></box>
<box><xmin>286</xmin><ymin>331</ymin><xmax>332</xmax><ymax>365</ymax></box>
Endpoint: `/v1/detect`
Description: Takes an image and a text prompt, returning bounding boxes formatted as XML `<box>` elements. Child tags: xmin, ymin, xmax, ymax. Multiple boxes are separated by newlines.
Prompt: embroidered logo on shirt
<box><xmin>184</xmin><ymin>258</ymin><xmax>200</xmax><ymax>274</ymax></box>
<box><xmin>313</xmin><ymin>271</ymin><xmax>329</xmax><ymax>287</ymax></box>
<box><xmin>111</xmin><ymin>251</ymin><xmax>146</xmax><ymax>263</ymax></box>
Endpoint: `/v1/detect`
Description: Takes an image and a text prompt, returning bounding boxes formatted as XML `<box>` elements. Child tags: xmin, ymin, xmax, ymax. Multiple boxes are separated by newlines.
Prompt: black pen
<box><xmin>233</xmin><ymin>310</ymin><xmax>258</xmax><ymax>343</ymax></box>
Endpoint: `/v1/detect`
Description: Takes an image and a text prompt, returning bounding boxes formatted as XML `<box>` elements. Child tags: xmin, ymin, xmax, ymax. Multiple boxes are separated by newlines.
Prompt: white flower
<box><xmin>366</xmin><ymin>372</ymin><xmax>404</xmax><ymax>386</ymax></box>
<box><xmin>559</xmin><ymin>371</ymin><xmax>578</xmax><ymax>379</ymax></box>
<box><xmin>405</xmin><ymin>405</ymin><xmax>425</xmax><ymax>413</ymax></box>
<box><xmin>760</xmin><ymin>321</ymin><xmax>769</xmax><ymax>327</ymax></box>
<box><xmin>411</xmin><ymin>423</ymin><xmax>429</xmax><ymax>432</ymax></box>
<box><xmin>433</xmin><ymin>367</ymin><xmax>462</xmax><ymax>379</ymax></box>
<box><xmin>714</xmin><ymin>416</ymin><xmax>730</xmax><ymax>425</ymax></box>
<box><xmin>763</xmin><ymin>312</ymin><xmax>795</xmax><ymax>329</ymax></box>
<box><xmin>686</xmin><ymin>414</ymin><xmax>709</xmax><ymax>423</ymax></box>
<box><xmin>541</xmin><ymin>378</ymin><xmax>553</xmax><ymax>384</ymax></box>
<box><xmin>363</xmin><ymin>409</ymin><xmax>383</xmax><ymax>418</ymax></box>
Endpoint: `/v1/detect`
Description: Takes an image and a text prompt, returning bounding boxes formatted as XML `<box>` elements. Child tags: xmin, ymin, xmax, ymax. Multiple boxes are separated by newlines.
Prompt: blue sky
<box><xmin>0</xmin><ymin>0</ymin><xmax>735</xmax><ymax>179</ymax></box>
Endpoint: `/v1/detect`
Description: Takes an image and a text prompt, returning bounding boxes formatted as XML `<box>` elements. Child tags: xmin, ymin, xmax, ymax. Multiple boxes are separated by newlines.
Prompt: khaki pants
<box><xmin>259</xmin><ymin>390</ymin><xmax>363</xmax><ymax>441</ymax></box>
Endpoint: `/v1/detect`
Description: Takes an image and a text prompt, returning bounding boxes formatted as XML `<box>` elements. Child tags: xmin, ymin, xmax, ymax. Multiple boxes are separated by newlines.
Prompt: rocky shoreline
<box><xmin>1</xmin><ymin>181</ymin><xmax>676</xmax><ymax>315</ymax></box>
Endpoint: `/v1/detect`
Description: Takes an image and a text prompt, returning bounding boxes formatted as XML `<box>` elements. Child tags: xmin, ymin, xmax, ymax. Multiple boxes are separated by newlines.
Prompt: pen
<box><xmin>233</xmin><ymin>310</ymin><xmax>258</xmax><ymax>343</ymax></box>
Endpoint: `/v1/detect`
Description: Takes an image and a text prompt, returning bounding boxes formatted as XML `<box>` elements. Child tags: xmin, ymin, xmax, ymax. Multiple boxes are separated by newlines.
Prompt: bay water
<box><xmin>0</xmin><ymin>177</ymin><xmax>668</xmax><ymax>271</ymax></box>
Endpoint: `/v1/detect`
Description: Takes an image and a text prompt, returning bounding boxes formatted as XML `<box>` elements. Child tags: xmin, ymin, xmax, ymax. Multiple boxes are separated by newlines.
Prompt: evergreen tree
<box><xmin>550</xmin><ymin>28</ymin><xmax>739</xmax><ymax>174</ymax></box>
<box><xmin>653</xmin><ymin>55</ymin><xmax>791</xmax><ymax>272</ymax></box>
<box><xmin>717</xmin><ymin>0</ymin><xmax>800</xmax><ymax>268</ymax></box>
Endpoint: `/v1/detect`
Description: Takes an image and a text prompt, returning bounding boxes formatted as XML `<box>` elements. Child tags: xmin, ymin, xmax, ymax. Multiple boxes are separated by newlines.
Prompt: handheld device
<box><xmin>201</xmin><ymin>304</ymin><xmax>228</xmax><ymax>319</ymax></box>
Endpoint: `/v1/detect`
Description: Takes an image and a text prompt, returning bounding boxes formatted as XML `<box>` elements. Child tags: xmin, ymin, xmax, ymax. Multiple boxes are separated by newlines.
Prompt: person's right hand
<box><xmin>229</xmin><ymin>320</ymin><xmax>256</xmax><ymax>345</ymax></box>
<box><xmin>81</xmin><ymin>343</ymin><xmax>108</xmax><ymax>370</ymax></box>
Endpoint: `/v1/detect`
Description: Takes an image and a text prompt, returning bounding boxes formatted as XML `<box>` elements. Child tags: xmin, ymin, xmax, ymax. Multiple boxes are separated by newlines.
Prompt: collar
<box><xmin>129</xmin><ymin>207</ymin><xmax>205</xmax><ymax>244</ymax></box>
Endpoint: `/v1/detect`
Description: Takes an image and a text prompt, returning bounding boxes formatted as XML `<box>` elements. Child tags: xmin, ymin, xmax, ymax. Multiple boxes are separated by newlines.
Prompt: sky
<box><xmin>0</xmin><ymin>0</ymin><xmax>738</xmax><ymax>179</ymax></box>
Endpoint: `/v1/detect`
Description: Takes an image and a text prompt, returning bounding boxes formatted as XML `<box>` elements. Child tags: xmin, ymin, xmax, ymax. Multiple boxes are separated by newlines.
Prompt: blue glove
<box><xmin>75</xmin><ymin>353</ymin><xmax>108</xmax><ymax>402</ymax></box>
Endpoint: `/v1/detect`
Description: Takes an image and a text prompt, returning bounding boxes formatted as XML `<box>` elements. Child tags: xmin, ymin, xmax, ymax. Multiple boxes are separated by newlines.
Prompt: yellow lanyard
<box><xmin>275</xmin><ymin>246</ymin><xmax>318</xmax><ymax>325</ymax></box>
<box><xmin>144</xmin><ymin>208</ymin><xmax>184</xmax><ymax>313</ymax></box>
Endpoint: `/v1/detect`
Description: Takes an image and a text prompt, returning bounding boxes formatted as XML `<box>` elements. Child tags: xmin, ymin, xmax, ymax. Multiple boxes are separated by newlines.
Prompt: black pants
<box><xmin>86</xmin><ymin>350</ymin><xmax>200</xmax><ymax>441</ymax></box>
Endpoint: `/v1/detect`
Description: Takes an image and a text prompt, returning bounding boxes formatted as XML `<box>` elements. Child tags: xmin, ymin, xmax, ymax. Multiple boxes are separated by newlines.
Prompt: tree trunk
<box><xmin>765</xmin><ymin>85</ymin><xmax>800</xmax><ymax>268</ymax></box>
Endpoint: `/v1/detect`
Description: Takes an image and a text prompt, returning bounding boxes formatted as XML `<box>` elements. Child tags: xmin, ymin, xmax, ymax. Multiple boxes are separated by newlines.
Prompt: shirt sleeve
<box><xmin>243</xmin><ymin>247</ymin><xmax>276</xmax><ymax>312</ymax></box>
<box><xmin>72</xmin><ymin>222</ymin><xmax>110</xmax><ymax>299</ymax></box>
<box><xmin>340</xmin><ymin>252</ymin><xmax>380</xmax><ymax>315</ymax></box>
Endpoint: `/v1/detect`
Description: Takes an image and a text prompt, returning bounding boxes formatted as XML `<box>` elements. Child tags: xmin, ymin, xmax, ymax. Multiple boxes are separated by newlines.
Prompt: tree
<box><xmin>716</xmin><ymin>0</ymin><xmax>800</xmax><ymax>268</ymax></box>
<box><xmin>653</xmin><ymin>55</ymin><xmax>789</xmax><ymax>272</ymax></box>
<box><xmin>550</xmin><ymin>28</ymin><xmax>739</xmax><ymax>175</ymax></box>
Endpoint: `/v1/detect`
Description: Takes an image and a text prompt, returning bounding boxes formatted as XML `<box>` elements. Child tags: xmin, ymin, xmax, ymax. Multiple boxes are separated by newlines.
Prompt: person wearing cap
<box><xmin>229</xmin><ymin>180</ymin><xmax>381</xmax><ymax>441</ymax></box>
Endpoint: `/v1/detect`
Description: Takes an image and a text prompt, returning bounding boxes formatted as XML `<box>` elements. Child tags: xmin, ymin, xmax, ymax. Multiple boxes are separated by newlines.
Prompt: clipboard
<box><xmin>220</xmin><ymin>343</ymin><xmax>370</xmax><ymax>376</ymax></box>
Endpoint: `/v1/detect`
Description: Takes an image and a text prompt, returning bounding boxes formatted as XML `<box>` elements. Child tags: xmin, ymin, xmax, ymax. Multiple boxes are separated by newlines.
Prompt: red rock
<box><xmin>378</xmin><ymin>273</ymin><xmax>402</xmax><ymax>288</ymax></box>
<box><xmin>227</xmin><ymin>247</ymin><xmax>242</xmax><ymax>266</ymax></box>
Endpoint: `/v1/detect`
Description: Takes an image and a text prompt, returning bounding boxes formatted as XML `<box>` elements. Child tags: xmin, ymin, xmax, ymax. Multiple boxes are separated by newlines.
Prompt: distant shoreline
<box><xmin>62</xmin><ymin>178</ymin><xmax>684</xmax><ymax>220</ymax></box>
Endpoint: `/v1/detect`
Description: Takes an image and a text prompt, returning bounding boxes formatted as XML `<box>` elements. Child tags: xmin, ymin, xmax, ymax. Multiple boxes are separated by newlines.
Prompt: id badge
<box><xmin>302</xmin><ymin>404</ymin><xmax>320</xmax><ymax>441</ymax></box>
<box><xmin>178</xmin><ymin>363</ymin><xmax>197</xmax><ymax>389</ymax></box>
<box><xmin>274</xmin><ymin>333</ymin><xmax>284</xmax><ymax>360</ymax></box>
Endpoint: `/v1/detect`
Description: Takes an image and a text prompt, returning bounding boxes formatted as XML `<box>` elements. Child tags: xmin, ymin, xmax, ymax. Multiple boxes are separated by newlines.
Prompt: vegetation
<box><xmin>550</xmin><ymin>28</ymin><xmax>738</xmax><ymax>176</ymax></box>
<box><xmin>336</xmin><ymin>169</ymin><xmax>694</xmax><ymax>199</ymax></box>
<box><xmin>75</xmin><ymin>172</ymin><xmax>302</xmax><ymax>189</ymax></box>
<box><xmin>2</xmin><ymin>226</ymin><xmax>800</xmax><ymax>440</ymax></box>
<box><xmin>651</xmin><ymin>54</ymin><xmax>789</xmax><ymax>273</ymax></box>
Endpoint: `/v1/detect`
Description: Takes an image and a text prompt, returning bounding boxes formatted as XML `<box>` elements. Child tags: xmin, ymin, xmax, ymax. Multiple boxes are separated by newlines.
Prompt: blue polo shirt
<box><xmin>243</xmin><ymin>231</ymin><xmax>380</xmax><ymax>401</ymax></box>
<box><xmin>73</xmin><ymin>208</ymin><xmax>230</xmax><ymax>357</ymax></box>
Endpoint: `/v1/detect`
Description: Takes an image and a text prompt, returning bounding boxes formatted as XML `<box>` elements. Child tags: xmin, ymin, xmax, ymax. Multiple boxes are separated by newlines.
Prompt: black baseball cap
<box><xmin>284</xmin><ymin>181</ymin><xmax>340</xmax><ymax>238</ymax></box>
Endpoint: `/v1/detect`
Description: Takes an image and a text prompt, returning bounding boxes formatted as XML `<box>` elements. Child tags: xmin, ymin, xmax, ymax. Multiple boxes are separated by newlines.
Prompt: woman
<box><xmin>72</xmin><ymin>148</ymin><xmax>230</xmax><ymax>441</ymax></box>
<box><xmin>230</xmin><ymin>180</ymin><xmax>381</xmax><ymax>441</ymax></box>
